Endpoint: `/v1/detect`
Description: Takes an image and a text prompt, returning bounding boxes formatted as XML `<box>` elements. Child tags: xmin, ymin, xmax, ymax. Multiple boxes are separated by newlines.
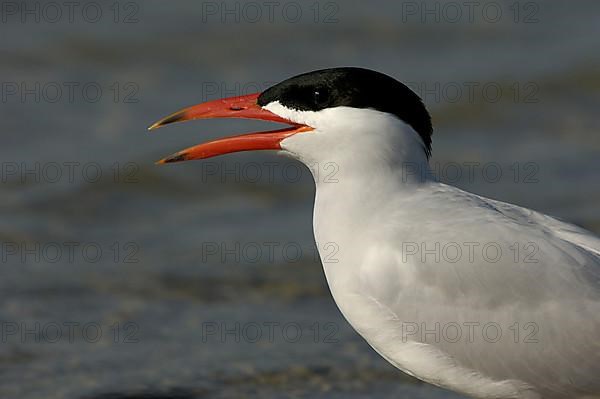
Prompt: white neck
<box><xmin>274</xmin><ymin>106</ymin><xmax>433</xmax><ymax>288</ymax></box>
<box><xmin>273</xmin><ymin>105</ymin><xmax>433</xmax><ymax>186</ymax></box>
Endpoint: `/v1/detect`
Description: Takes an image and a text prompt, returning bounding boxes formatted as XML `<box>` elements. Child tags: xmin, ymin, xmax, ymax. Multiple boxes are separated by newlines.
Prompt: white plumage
<box><xmin>276</xmin><ymin>105</ymin><xmax>600</xmax><ymax>399</ymax></box>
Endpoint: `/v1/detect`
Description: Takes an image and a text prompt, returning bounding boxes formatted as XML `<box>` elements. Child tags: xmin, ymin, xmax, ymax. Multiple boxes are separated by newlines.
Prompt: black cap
<box><xmin>258</xmin><ymin>67</ymin><xmax>433</xmax><ymax>157</ymax></box>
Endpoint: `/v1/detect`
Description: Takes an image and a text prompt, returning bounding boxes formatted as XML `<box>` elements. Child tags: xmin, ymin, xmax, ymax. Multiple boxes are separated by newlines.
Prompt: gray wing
<box><xmin>365</xmin><ymin>186</ymin><xmax>600</xmax><ymax>398</ymax></box>
<box><xmin>488</xmin><ymin>197</ymin><xmax>600</xmax><ymax>257</ymax></box>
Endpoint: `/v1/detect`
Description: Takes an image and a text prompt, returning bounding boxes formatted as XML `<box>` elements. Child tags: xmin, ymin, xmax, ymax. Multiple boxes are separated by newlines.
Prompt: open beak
<box><xmin>149</xmin><ymin>93</ymin><xmax>313</xmax><ymax>164</ymax></box>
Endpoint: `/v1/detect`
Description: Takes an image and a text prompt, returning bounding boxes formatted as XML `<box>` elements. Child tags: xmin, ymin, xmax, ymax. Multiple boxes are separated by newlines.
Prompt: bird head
<box><xmin>150</xmin><ymin>67</ymin><xmax>432</xmax><ymax>170</ymax></box>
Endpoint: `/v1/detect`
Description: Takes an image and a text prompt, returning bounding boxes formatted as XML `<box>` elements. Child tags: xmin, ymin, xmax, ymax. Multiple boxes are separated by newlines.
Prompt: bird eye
<box><xmin>313</xmin><ymin>89</ymin><xmax>328</xmax><ymax>106</ymax></box>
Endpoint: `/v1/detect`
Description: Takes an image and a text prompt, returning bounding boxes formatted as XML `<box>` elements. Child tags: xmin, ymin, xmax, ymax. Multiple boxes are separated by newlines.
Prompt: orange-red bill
<box><xmin>150</xmin><ymin>92</ymin><xmax>313</xmax><ymax>164</ymax></box>
<box><xmin>148</xmin><ymin>92</ymin><xmax>291</xmax><ymax>130</ymax></box>
<box><xmin>156</xmin><ymin>125</ymin><xmax>313</xmax><ymax>164</ymax></box>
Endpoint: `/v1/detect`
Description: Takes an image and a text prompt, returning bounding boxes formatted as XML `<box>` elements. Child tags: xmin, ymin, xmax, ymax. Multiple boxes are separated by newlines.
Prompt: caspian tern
<box><xmin>150</xmin><ymin>67</ymin><xmax>600</xmax><ymax>399</ymax></box>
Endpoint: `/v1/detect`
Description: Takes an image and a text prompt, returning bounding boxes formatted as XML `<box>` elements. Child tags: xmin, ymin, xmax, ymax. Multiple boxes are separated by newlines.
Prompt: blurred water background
<box><xmin>1</xmin><ymin>0</ymin><xmax>599</xmax><ymax>398</ymax></box>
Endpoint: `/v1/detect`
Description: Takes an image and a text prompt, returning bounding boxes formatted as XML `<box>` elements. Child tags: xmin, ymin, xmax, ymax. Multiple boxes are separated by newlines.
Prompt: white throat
<box><xmin>264</xmin><ymin>102</ymin><xmax>432</xmax><ymax>185</ymax></box>
<box><xmin>264</xmin><ymin>103</ymin><xmax>434</xmax><ymax>286</ymax></box>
